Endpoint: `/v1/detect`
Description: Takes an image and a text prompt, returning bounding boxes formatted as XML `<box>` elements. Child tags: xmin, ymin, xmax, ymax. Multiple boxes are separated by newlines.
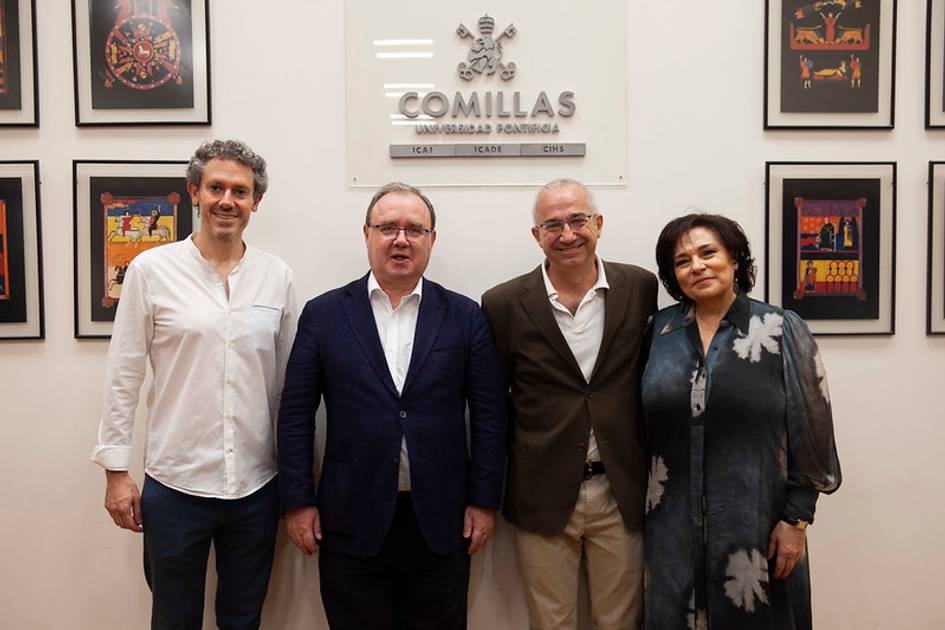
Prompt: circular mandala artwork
<box><xmin>104</xmin><ymin>14</ymin><xmax>182</xmax><ymax>90</ymax></box>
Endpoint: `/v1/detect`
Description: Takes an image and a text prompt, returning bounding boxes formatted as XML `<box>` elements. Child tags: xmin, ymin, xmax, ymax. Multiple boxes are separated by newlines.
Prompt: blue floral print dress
<box><xmin>641</xmin><ymin>292</ymin><xmax>841</xmax><ymax>630</ymax></box>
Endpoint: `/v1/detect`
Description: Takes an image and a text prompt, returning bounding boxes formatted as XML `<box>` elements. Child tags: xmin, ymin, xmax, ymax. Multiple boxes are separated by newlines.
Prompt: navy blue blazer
<box><xmin>277</xmin><ymin>274</ymin><xmax>507</xmax><ymax>557</ymax></box>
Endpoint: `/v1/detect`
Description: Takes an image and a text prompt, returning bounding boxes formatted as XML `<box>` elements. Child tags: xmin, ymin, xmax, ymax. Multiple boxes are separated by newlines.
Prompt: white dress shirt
<box><xmin>92</xmin><ymin>236</ymin><xmax>297</xmax><ymax>499</ymax></box>
<box><xmin>541</xmin><ymin>256</ymin><xmax>609</xmax><ymax>463</ymax></box>
<box><xmin>367</xmin><ymin>272</ymin><xmax>422</xmax><ymax>491</ymax></box>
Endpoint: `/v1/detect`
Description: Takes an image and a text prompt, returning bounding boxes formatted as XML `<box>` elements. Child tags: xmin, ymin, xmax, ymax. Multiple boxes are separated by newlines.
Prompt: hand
<box><xmin>463</xmin><ymin>506</ymin><xmax>496</xmax><ymax>555</ymax></box>
<box><xmin>104</xmin><ymin>470</ymin><xmax>143</xmax><ymax>532</ymax></box>
<box><xmin>767</xmin><ymin>520</ymin><xmax>807</xmax><ymax>579</ymax></box>
<box><xmin>285</xmin><ymin>506</ymin><xmax>321</xmax><ymax>555</ymax></box>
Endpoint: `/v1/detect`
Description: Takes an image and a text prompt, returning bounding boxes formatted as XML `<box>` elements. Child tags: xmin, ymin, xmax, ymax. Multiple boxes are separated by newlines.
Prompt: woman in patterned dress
<box><xmin>641</xmin><ymin>214</ymin><xmax>841</xmax><ymax>629</ymax></box>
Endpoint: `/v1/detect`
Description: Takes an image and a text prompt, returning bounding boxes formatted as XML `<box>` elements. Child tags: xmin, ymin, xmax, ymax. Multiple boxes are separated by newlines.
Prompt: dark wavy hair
<box><xmin>655</xmin><ymin>213</ymin><xmax>756</xmax><ymax>303</ymax></box>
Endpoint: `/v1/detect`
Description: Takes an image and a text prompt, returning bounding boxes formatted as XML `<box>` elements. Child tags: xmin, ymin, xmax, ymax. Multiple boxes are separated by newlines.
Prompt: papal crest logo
<box><xmin>456</xmin><ymin>15</ymin><xmax>516</xmax><ymax>81</ymax></box>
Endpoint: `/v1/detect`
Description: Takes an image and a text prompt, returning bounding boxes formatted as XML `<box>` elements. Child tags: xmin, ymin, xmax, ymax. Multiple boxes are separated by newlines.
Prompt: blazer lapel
<box><xmin>341</xmin><ymin>274</ymin><xmax>399</xmax><ymax>397</ymax></box>
<box><xmin>520</xmin><ymin>266</ymin><xmax>584</xmax><ymax>381</ymax></box>
<box><xmin>402</xmin><ymin>279</ymin><xmax>446</xmax><ymax>396</ymax></box>
<box><xmin>590</xmin><ymin>262</ymin><xmax>629</xmax><ymax>379</ymax></box>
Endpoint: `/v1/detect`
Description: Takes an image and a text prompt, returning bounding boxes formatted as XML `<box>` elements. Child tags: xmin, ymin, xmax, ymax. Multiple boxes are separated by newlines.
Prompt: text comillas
<box><xmin>398</xmin><ymin>90</ymin><xmax>575</xmax><ymax>135</ymax></box>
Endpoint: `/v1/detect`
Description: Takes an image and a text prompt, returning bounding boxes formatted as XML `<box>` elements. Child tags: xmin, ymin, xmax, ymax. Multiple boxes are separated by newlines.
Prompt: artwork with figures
<box><xmin>75</xmin><ymin>162</ymin><xmax>190</xmax><ymax>337</ymax></box>
<box><xmin>780</xmin><ymin>0</ymin><xmax>881</xmax><ymax>113</ymax></box>
<box><xmin>794</xmin><ymin>197</ymin><xmax>863</xmax><ymax>300</ymax></box>
<box><xmin>87</xmin><ymin>176</ymin><xmax>191</xmax><ymax>322</ymax></box>
<box><xmin>88</xmin><ymin>177</ymin><xmax>191</xmax><ymax>322</ymax></box>
<box><xmin>87</xmin><ymin>0</ymin><xmax>194</xmax><ymax>109</ymax></box>
<box><xmin>780</xmin><ymin>178</ymin><xmax>881</xmax><ymax>321</ymax></box>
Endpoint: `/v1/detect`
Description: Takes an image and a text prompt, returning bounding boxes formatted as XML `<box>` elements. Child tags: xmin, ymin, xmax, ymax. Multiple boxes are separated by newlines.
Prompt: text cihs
<box><xmin>399</xmin><ymin>91</ymin><xmax>576</xmax><ymax>119</ymax></box>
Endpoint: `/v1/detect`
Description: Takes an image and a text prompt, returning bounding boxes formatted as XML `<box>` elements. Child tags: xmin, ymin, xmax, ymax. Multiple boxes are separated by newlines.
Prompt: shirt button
<box><xmin>399</xmin><ymin>410</ymin><xmax>407</xmax><ymax>419</ymax></box>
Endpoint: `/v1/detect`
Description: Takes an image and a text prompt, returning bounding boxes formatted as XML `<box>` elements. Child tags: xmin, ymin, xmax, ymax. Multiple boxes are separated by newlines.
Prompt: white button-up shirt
<box><xmin>367</xmin><ymin>272</ymin><xmax>422</xmax><ymax>491</ymax></box>
<box><xmin>542</xmin><ymin>256</ymin><xmax>609</xmax><ymax>463</ymax></box>
<box><xmin>92</xmin><ymin>236</ymin><xmax>297</xmax><ymax>499</ymax></box>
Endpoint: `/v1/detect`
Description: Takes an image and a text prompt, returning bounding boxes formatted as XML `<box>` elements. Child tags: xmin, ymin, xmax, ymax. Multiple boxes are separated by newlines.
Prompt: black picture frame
<box><xmin>0</xmin><ymin>0</ymin><xmax>38</xmax><ymax>127</ymax></box>
<box><xmin>71</xmin><ymin>0</ymin><xmax>211</xmax><ymax>126</ymax></box>
<box><xmin>0</xmin><ymin>160</ymin><xmax>43</xmax><ymax>340</ymax></box>
<box><xmin>928</xmin><ymin>162</ymin><xmax>945</xmax><ymax>334</ymax></box>
<box><xmin>765</xmin><ymin>161</ymin><xmax>896</xmax><ymax>335</ymax></box>
<box><xmin>764</xmin><ymin>0</ymin><xmax>897</xmax><ymax>129</ymax></box>
<box><xmin>73</xmin><ymin>160</ymin><xmax>193</xmax><ymax>338</ymax></box>
<box><xmin>926</xmin><ymin>0</ymin><xmax>945</xmax><ymax>128</ymax></box>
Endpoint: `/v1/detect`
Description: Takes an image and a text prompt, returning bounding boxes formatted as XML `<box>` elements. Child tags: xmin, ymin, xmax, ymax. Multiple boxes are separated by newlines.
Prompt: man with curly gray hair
<box><xmin>93</xmin><ymin>140</ymin><xmax>297</xmax><ymax>629</ymax></box>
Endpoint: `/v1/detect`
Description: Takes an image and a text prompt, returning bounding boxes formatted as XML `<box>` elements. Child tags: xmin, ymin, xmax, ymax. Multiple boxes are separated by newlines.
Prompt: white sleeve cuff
<box><xmin>90</xmin><ymin>445</ymin><xmax>133</xmax><ymax>471</ymax></box>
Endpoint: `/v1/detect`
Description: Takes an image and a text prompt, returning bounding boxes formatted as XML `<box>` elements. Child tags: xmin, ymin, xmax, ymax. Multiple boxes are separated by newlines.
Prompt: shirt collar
<box><xmin>659</xmin><ymin>290</ymin><xmax>752</xmax><ymax>336</ymax></box>
<box><xmin>367</xmin><ymin>271</ymin><xmax>423</xmax><ymax>305</ymax></box>
<box><xmin>186</xmin><ymin>233</ymin><xmax>252</xmax><ymax>271</ymax></box>
<box><xmin>541</xmin><ymin>256</ymin><xmax>609</xmax><ymax>299</ymax></box>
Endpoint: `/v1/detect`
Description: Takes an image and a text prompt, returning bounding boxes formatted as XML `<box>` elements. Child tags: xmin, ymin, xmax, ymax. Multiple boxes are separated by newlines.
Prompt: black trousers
<box><xmin>318</xmin><ymin>492</ymin><xmax>470</xmax><ymax>630</ymax></box>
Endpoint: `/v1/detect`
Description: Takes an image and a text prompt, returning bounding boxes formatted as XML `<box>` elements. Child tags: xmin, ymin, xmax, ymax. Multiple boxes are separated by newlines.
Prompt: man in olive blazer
<box><xmin>481</xmin><ymin>178</ymin><xmax>657</xmax><ymax>630</ymax></box>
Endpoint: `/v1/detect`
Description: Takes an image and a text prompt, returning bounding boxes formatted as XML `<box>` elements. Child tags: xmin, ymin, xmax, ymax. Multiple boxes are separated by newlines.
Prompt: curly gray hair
<box><xmin>186</xmin><ymin>140</ymin><xmax>269</xmax><ymax>197</ymax></box>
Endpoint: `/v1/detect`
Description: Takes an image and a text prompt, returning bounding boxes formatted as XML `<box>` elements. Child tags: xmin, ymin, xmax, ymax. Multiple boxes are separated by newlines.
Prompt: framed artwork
<box><xmin>765</xmin><ymin>162</ymin><xmax>896</xmax><ymax>335</ymax></box>
<box><xmin>0</xmin><ymin>161</ymin><xmax>43</xmax><ymax>340</ymax></box>
<box><xmin>928</xmin><ymin>162</ymin><xmax>945</xmax><ymax>334</ymax></box>
<box><xmin>71</xmin><ymin>0</ymin><xmax>210</xmax><ymax>125</ymax></box>
<box><xmin>0</xmin><ymin>0</ymin><xmax>38</xmax><ymax>126</ymax></box>
<box><xmin>926</xmin><ymin>0</ymin><xmax>945</xmax><ymax>127</ymax></box>
<box><xmin>764</xmin><ymin>0</ymin><xmax>897</xmax><ymax>129</ymax></box>
<box><xmin>73</xmin><ymin>160</ymin><xmax>193</xmax><ymax>338</ymax></box>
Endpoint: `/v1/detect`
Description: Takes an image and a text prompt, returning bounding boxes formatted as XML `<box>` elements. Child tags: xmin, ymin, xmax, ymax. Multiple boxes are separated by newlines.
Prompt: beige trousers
<box><xmin>513</xmin><ymin>474</ymin><xmax>644</xmax><ymax>630</ymax></box>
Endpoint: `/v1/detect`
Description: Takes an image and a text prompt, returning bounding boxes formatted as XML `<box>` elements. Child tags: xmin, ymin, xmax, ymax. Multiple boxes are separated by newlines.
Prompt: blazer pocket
<box><xmin>429</xmin><ymin>345</ymin><xmax>465</xmax><ymax>376</ymax></box>
<box><xmin>507</xmin><ymin>442</ymin><xmax>544</xmax><ymax>511</ymax></box>
<box><xmin>431</xmin><ymin>344</ymin><xmax>465</xmax><ymax>356</ymax></box>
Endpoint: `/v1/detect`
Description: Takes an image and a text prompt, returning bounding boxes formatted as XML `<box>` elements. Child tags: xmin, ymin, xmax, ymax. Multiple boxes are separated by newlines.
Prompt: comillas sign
<box><xmin>396</xmin><ymin>15</ymin><xmax>576</xmax><ymax>138</ymax></box>
<box><xmin>385</xmin><ymin>14</ymin><xmax>586</xmax><ymax>158</ymax></box>
<box><xmin>345</xmin><ymin>0</ymin><xmax>626</xmax><ymax>185</ymax></box>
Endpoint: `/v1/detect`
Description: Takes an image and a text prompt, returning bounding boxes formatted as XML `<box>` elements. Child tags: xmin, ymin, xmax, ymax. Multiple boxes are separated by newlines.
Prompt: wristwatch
<box><xmin>783</xmin><ymin>516</ymin><xmax>809</xmax><ymax>530</ymax></box>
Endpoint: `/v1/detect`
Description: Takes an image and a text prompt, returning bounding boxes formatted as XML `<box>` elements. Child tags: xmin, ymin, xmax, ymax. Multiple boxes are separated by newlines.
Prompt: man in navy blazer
<box><xmin>277</xmin><ymin>182</ymin><xmax>507</xmax><ymax>630</ymax></box>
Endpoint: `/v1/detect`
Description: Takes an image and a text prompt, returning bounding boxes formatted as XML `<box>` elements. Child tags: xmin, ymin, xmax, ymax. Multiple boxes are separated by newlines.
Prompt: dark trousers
<box><xmin>318</xmin><ymin>492</ymin><xmax>470</xmax><ymax>630</ymax></box>
<box><xmin>140</xmin><ymin>475</ymin><xmax>279</xmax><ymax>630</ymax></box>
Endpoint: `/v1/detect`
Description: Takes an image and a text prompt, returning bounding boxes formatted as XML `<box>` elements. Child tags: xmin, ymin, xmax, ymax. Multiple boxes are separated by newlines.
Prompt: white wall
<box><xmin>1</xmin><ymin>1</ymin><xmax>943</xmax><ymax>628</ymax></box>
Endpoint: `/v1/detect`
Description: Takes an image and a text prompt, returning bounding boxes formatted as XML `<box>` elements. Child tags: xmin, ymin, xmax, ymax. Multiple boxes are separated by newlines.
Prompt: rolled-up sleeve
<box><xmin>91</xmin><ymin>261</ymin><xmax>154</xmax><ymax>471</ymax></box>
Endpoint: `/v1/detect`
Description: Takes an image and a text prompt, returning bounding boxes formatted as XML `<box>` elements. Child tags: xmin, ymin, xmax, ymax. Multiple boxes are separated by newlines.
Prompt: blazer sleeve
<box><xmin>480</xmin><ymin>289</ymin><xmax>512</xmax><ymax>383</ymax></box>
<box><xmin>277</xmin><ymin>300</ymin><xmax>323</xmax><ymax>512</ymax></box>
<box><xmin>464</xmin><ymin>303</ymin><xmax>509</xmax><ymax>509</ymax></box>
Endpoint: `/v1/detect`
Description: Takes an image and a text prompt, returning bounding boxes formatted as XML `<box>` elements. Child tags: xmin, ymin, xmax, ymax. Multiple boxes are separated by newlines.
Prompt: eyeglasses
<box><xmin>366</xmin><ymin>222</ymin><xmax>433</xmax><ymax>239</ymax></box>
<box><xmin>536</xmin><ymin>213</ymin><xmax>595</xmax><ymax>234</ymax></box>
